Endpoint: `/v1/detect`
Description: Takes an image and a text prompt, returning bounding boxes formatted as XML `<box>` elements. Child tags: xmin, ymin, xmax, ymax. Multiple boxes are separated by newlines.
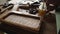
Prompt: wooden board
<box><xmin>2</xmin><ymin>13</ymin><xmax>40</xmax><ymax>32</ymax></box>
<box><xmin>0</xmin><ymin>5</ymin><xmax>41</xmax><ymax>32</ymax></box>
<box><xmin>0</xmin><ymin>5</ymin><xmax>13</xmax><ymax>14</ymax></box>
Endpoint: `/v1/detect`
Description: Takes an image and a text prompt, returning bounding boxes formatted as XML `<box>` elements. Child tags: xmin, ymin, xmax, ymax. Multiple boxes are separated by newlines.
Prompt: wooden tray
<box><xmin>2</xmin><ymin>12</ymin><xmax>40</xmax><ymax>32</ymax></box>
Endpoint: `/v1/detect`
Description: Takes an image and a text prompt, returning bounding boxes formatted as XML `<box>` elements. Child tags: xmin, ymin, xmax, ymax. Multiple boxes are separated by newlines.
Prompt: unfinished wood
<box><xmin>3</xmin><ymin>13</ymin><xmax>40</xmax><ymax>32</ymax></box>
<box><xmin>0</xmin><ymin>5</ymin><xmax>41</xmax><ymax>33</ymax></box>
<box><xmin>12</xmin><ymin>10</ymin><xmax>39</xmax><ymax>18</ymax></box>
<box><xmin>0</xmin><ymin>5</ymin><xmax>13</xmax><ymax>14</ymax></box>
<box><xmin>0</xmin><ymin>10</ymin><xmax>11</xmax><ymax>18</ymax></box>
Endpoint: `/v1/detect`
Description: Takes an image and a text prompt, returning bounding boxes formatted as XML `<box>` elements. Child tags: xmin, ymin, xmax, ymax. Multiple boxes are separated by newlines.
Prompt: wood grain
<box><xmin>4</xmin><ymin>14</ymin><xmax>40</xmax><ymax>31</ymax></box>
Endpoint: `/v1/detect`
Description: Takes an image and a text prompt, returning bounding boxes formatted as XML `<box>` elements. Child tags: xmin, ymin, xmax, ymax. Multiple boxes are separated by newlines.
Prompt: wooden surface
<box><xmin>42</xmin><ymin>13</ymin><xmax>57</xmax><ymax>34</ymax></box>
<box><xmin>0</xmin><ymin>5</ymin><xmax>57</xmax><ymax>34</ymax></box>
<box><xmin>0</xmin><ymin>5</ymin><xmax>13</xmax><ymax>14</ymax></box>
<box><xmin>4</xmin><ymin>14</ymin><xmax>40</xmax><ymax>31</ymax></box>
<box><xmin>0</xmin><ymin>6</ymin><xmax>41</xmax><ymax>33</ymax></box>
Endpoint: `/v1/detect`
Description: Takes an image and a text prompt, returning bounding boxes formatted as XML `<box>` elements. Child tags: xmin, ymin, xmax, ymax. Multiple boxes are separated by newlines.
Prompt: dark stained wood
<box><xmin>42</xmin><ymin>13</ymin><xmax>57</xmax><ymax>34</ymax></box>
